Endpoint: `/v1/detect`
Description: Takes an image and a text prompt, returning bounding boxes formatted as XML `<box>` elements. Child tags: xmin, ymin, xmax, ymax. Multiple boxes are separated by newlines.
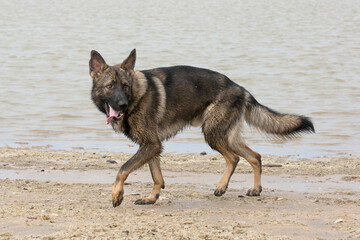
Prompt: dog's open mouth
<box><xmin>106</xmin><ymin>104</ymin><xmax>124</xmax><ymax>124</ymax></box>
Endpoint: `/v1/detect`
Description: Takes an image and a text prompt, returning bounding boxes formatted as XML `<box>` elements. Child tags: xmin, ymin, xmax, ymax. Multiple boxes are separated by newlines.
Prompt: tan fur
<box><xmin>246</xmin><ymin>103</ymin><xmax>302</xmax><ymax>136</ymax></box>
<box><xmin>152</xmin><ymin>76</ymin><xmax>166</xmax><ymax>122</ymax></box>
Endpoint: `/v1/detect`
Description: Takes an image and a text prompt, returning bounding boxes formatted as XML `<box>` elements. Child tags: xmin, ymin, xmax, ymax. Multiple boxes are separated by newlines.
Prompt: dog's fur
<box><xmin>89</xmin><ymin>49</ymin><xmax>315</xmax><ymax>207</ymax></box>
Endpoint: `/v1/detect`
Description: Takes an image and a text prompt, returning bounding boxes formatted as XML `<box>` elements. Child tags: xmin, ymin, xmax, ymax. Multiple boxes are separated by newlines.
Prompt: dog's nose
<box><xmin>119</xmin><ymin>104</ymin><xmax>128</xmax><ymax>111</ymax></box>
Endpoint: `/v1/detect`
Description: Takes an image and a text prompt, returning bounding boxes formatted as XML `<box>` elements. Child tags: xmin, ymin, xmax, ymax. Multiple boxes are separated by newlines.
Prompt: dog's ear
<box><xmin>89</xmin><ymin>50</ymin><xmax>108</xmax><ymax>79</ymax></box>
<box><xmin>120</xmin><ymin>49</ymin><xmax>136</xmax><ymax>72</ymax></box>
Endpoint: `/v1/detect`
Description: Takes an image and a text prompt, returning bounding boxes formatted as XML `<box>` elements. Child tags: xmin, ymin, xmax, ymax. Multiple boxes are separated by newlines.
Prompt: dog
<box><xmin>89</xmin><ymin>49</ymin><xmax>314</xmax><ymax>207</ymax></box>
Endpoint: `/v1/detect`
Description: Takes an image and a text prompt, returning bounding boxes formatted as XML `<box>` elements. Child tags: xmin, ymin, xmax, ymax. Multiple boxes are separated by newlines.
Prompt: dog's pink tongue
<box><xmin>107</xmin><ymin>105</ymin><xmax>120</xmax><ymax>124</ymax></box>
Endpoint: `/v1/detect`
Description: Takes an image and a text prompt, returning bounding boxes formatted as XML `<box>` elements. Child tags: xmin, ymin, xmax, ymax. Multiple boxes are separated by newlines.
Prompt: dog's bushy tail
<box><xmin>245</xmin><ymin>94</ymin><xmax>315</xmax><ymax>138</ymax></box>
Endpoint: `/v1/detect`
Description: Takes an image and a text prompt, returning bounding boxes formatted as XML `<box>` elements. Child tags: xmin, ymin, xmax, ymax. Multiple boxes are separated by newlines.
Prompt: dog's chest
<box><xmin>111</xmin><ymin>115</ymin><xmax>144</xmax><ymax>143</ymax></box>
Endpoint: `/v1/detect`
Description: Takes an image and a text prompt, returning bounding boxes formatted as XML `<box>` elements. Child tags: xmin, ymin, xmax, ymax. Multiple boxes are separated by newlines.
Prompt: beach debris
<box><xmin>263</xmin><ymin>164</ymin><xmax>282</xmax><ymax>168</ymax></box>
<box><xmin>125</xmin><ymin>193</ymin><xmax>140</xmax><ymax>196</ymax></box>
<box><xmin>122</xmin><ymin>230</ymin><xmax>129</xmax><ymax>236</ymax></box>
<box><xmin>200</xmin><ymin>151</ymin><xmax>207</xmax><ymax>155</ymax></box>
<box><xmin>101</xmin><ymin>155</ymin><xmax>107</xmax><ymax>158</ymax></box>
<box><xmin>341</xmin><ymin>176</ymin><xmax>360</xmax><ymax>182</ymax></box>
<box><xmin>238</xmin><ymin>195</ymin><xmax>245</xmax><ymax>198</ymax></box>
<box><xmin>159</xmin><ymin>196</ymin><xmax>170</xmax><ymax>201</ymax></box>
<box><xmin>333</xmin><ymin>218</ymin><xmax>343</xmax><ymax>224</ymax></box>
<box><xmin>106</xmin><ymin>159</ymin><xmax>117</xmax><ymax>164</ymax></box>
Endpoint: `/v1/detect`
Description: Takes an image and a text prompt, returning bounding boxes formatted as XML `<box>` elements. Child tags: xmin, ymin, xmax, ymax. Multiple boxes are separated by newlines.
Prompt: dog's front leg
<box><xmin>134</xmin><ymin>156</ymin><xmax>164</xmax><ymax>205</ymax></box>
<box><xmin>112</xmin><ymin>143</ymin><xmax>162</xmax><ymax>207</ymax></box>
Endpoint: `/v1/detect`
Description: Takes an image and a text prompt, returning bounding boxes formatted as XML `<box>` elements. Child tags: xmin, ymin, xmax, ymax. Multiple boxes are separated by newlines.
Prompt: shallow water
<box><xmin>0</xmin><ymin>0</ymin><xmax>359</xmax><ymax>158</ymax></box>
<box><xmin>1</xmin><ymin>168</ymin><xmax>357</xmax><ymax>194</ymax></box>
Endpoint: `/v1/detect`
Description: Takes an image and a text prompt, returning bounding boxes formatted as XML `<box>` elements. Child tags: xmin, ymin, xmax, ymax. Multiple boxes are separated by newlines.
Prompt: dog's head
<box><xmin>89</xmin><ymin>49</ymin><xmax>136</xmax><ymax>124</ymax></box>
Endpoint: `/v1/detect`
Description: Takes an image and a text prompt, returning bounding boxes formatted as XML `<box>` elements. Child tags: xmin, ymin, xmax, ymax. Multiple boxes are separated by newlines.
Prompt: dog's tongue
<box><xmin>107</xmin><ymin>105</ymin><xmax>120</xmax><ymax>124</ymax></box>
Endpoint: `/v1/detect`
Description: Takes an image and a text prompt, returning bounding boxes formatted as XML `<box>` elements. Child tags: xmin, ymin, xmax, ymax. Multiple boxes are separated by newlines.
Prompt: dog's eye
<box><xmin>107</xmin><ymin>84</ymin><xmax>114</xmax><ymax>89</ymax></box>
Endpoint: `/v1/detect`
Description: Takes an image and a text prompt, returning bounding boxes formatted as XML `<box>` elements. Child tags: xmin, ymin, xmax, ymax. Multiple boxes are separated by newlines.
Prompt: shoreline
<box><xmin>1</xmin><ymin>147</ymin><xmax>359</xmax><ymax>175</ymax></box>
<box><xmin>4</xmin><ymin>134</ymin><xmax>358</xmax><ymax>160</ymax></box>
<box><xmin>0</xmin><ymin>147</ymin><xmax>359</xmax><ymax>239</ymax></box>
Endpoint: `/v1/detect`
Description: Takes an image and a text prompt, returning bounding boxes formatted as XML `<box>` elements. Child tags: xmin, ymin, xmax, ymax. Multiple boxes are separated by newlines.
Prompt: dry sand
<box><xmin>0</xmin><ymin>148</ymin><xmax>359</xmax><ymax>239</ymax></box>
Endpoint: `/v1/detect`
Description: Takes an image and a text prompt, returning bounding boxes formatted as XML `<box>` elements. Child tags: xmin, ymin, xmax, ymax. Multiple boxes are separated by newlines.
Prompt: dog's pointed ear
<box><xmin>120</xmin><ymin>49</ymin><xmax>136</xmax><ymax>72</ymax></box>
<box><xmin>89</xmin><ymin>50</ymin><xmax>108</xmax><ymax>79</ymax></box>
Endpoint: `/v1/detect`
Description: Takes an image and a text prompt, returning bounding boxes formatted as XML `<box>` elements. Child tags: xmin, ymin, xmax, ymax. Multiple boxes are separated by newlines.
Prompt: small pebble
<box><xmin>263</xmin><ymin>164</ymin><xmax>282</xmax><ymax>168</ymax></box>
<box><xmin>106</xmin><ymin>160</ymin><xmax>117</xmax><ymax>164</ymax></box>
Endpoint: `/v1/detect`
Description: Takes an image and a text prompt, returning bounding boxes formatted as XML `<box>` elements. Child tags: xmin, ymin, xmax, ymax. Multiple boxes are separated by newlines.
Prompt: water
<box><xmin>0</xmin><ymin>0</ymin><xmax>359</xmax><ymax>158</ymax></box>
<box><xmin>2</xmin><ymin>168</ymin><xmax>358</xmax><ymax>194</ymax></box>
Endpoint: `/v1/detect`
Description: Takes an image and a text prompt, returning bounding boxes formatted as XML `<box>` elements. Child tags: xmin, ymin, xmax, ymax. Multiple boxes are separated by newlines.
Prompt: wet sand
<box><xmin>0</xmin><ymin>148</ymin><xmax>359</xmax><ymax>239</ymax></box>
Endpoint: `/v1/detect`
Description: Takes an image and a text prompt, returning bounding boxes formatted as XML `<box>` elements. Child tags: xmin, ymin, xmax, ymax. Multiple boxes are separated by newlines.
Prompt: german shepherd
<box><xmin>89</xmin><ymin>49</ymin><xmax>314</xmax><ymax>207</ymax></box>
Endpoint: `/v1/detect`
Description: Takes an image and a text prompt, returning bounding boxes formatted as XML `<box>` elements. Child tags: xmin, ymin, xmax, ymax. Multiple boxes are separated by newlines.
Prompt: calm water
<box><xmin>0</xmin><ymin>0</ymin><xmax>359</xmax><ymax>158</ymax></box>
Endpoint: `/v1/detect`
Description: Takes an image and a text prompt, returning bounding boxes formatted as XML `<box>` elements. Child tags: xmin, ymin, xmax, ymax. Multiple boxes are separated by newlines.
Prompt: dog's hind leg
<box><xmin>213</xmin><ymin>147</ymin><xmax>239</xmax><ymax>196</ymax></box>
<box><xmin>229</xmin><ymin>137</ymin><xmax>262</xmax><ymax>196</ymax></box>
<box><xmin>134</xmin><ymin>156</ymin><xmax>165</xmax><ymax>205</ymax></box>
<box><xmin>201</xmin><ymin>107</ymin><xmax>241</xmax><ymax>196</ymax></box>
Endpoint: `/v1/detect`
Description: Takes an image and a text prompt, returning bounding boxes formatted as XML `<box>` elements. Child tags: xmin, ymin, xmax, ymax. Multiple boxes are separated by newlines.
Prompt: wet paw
<box><xmin>134</xmin><ymin>197</ymin><xmax>157</xmax><ymax>205</ymax></box>
<box><xmin>246</xmin><ymin>186</ymin><xmax>262</xmax><ymax>196</ymax></box>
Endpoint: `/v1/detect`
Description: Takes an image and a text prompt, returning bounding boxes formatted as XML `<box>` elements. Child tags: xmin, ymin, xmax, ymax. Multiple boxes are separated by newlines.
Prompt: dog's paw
<box><xmin>112</xmin><ymin>194</ymin><xmax>123</xmax><ymax>207</ymax></box>
<box><xmin>214</xmin><ymin>187</ymin><xmax>227</xmax><ymax>196</ymax></box>
<box><xmin>134</xmin><ymin>197</ymin><xmax>157</xmax><ymax>205</ymax></box>
<box><xmin>246</xmin><ymin>186</ymin><xmax>262</xmax><ymax>196</ymax></box>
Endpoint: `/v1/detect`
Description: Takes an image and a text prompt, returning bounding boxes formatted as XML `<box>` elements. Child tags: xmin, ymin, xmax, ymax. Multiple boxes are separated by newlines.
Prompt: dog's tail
<box><xmin>245</xmin><ymin>93</ymin><xmax>315</xmax><ymax>138</ymax></box>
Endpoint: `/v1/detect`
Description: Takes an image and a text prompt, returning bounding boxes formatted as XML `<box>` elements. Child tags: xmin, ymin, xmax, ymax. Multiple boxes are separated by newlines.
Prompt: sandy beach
<box><xmin>0</xmin><ymin>148</ymin><xmax>359</xmax><ymax>239</ymax></box>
